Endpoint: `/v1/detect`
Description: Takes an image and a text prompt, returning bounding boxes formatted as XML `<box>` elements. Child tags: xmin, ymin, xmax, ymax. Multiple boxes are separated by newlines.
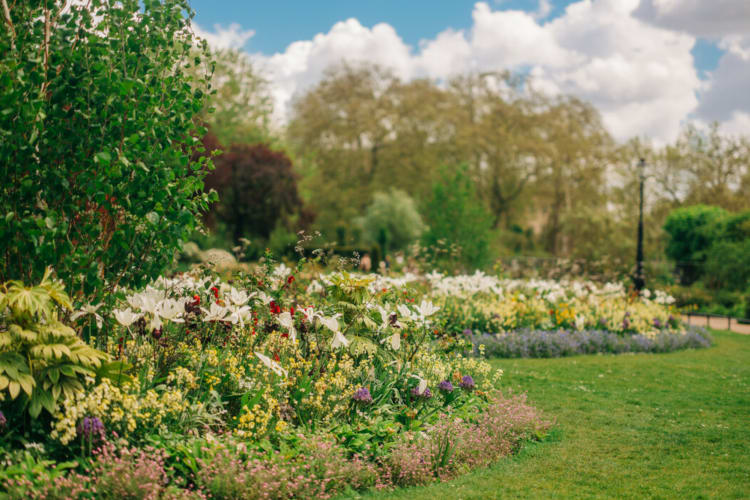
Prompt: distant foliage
<box><xmin>203</xmin><ymin>142</ymin><xmax>311</xmax><ymax>243</ymax></box>
<box><xmin>421</xmin><ymin>166</ymin><xmax>494</xmax><ymax>271</ymax></box>
<box><xmin>357</xmin><ymin>189</ymin><xmax>425</xmax><ymax>253</ymax></box>
<box><xmin>0</xmin><ymin>0</ymin><xmax>215</xmax><ymax>301</ymax></box>
<box><xmin>664</xmin><ymin>205</ymin><xmax>750</xmax><ymax>290</ymax></box>
<box><xmin>663</xmin><ymin>205</ymin><xmax>728</xmax><ymax>285</ymax></box>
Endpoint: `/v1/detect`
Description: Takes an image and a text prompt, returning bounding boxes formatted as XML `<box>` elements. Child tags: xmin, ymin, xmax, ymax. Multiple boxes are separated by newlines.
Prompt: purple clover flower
<box><xmin>459</xmin><ymin>375</ymin><xmax>475</xmax><ymax>391</ymax></box>
<box><xmin>653</xmin><ymin>318</ymin><xmax>662</xmax><ymax>328</ymax></box>
<box><xmin>0</xmin><ymin>410</ymin><xmax>6</xmax><ymax>428</ymax></box>
<box><xmin>352</xmin><ymin>387</ymin><xmax>373</xmax><ymax>404</ymax></box>
<box><xmin>77</xmin><ymin>416</ymin><xmax>105</xmax><ymax>440</ymax></box>
<box><xmin>463</xmin><ymin>328</ymin><xmax>473</xmax><ymax>337</ymax></box>
<box><xmin>411</xmin><ymin>386</ymin><xmax>432</xmax><ymax>399</ymax></box>
<box><xmin>438</xmin><ymin>380</ymin><xmax>454</xmax><ymax>393</ymax></box>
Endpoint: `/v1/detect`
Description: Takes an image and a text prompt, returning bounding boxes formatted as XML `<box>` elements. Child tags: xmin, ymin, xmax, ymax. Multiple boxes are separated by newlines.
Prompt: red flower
<box><xmin>192</xmin><ymin>294</ymin><xmax>200</xmax><ymax>305</ymax></box>
<box><xmin>287</xmin><ymin>275</ymin><xmax>295</xmax><ymax>284</ymax></box>
<box><xmin>211</xmin><ymin>286</ymin><xmax>219</xmax><ymax>299</ymax></box>
<box><xmin>273</xmin><ymin>353</ymin><xmax>280</xmax><ymax>362</ymax></box>
<box><xmin>289</xmin><ymin>306</ymin><xmax>295</xmax><ymax>316</ymax></box>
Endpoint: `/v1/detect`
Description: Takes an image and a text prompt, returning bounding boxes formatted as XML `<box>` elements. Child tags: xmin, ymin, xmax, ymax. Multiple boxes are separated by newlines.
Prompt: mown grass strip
<box><xmin>356</xmin><ymin>330</ymin><xmax>750</xmax><ymax>499</ymax></box>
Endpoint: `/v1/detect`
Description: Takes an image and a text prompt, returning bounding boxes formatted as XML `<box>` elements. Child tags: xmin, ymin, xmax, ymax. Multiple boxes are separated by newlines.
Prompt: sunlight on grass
<box><xmin>358</xmin><ymin>330</ymin><xmax>750</xmax><ymax>499</ymax></box>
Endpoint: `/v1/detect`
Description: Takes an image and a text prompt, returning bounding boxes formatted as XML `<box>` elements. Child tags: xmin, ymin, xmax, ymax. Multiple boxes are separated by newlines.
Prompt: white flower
<box><xmin>331</xmin><ymin>330</ymin><xmax>350</xmax><ymax>349</ymax></box>
<box><xmin>201</xmin><ymin>302</ymin><xmax>230</xmax><ymax>322</ymax></box>
<box><xmin>113</xmin><ymin>308</ymin><xmax>141</xmax><ymax>327</ymax></box>
<box><xmin>255</xmin><ymin>352</ymin><xmax>287</xmax><ymax>377</ymax></box>
<box><xmin>381</xmin><ymin>332</ymin><xmax>400</xmax><ymax>350</ymax></box>
<box><xmin>226</xmin><ymin>305</ymin><xmax>252</xmax><ymax>327</ymax></box>
<box><xmin>157</xmin><ymin>298</ymin><xmax>185</xmax><ymax>323</ymax></box>
<box><xmin>277</xmin><ymin>311</ymin><xmax>297</xmax><ymax>342</ymax></box>
<box><xmin>319</xmin><ymin>314</ymin><xmax>342</xmax><ymax>333</ymax></box>
<box><xmin>228</xmin><ymin>288</ymin><xmax>255</xmax><ymax>306</ymax></box>
<box><xmin>397</xmin><ymin>304</ymin><xmax>415</xmax><ymax>322</ymax></box>
<box><xmin>410</xmin><ymin>375</ymin><xmax>427</xmax><ymax>395</ymax></box>
<box><xmin>415</xmin><ymin>300</ymin><xmax>439</xmax><ymax>318</ymax></box>
<box><xmin>71</xmin><ymin>303</ymin><xmax>104</xmax><ymax>329</ymax></box>
<box><xmin>575</xmin><ymin>314</ymin><xmax>586</xmax><ymax>331</ymax></box>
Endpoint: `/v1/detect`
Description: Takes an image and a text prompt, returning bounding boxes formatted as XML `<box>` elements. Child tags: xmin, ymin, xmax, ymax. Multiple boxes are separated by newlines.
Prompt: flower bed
<box><xmin>0</xmin><ymin>263</ymin><xmax>694</xmax><ymax>497</ymax></box>
<box><xmin>469</xmin><ymin>327</ymin><xmax>712</xmax><ymax>358</ymax></box>
<box><xmin>0</xmin><ymin>263</ymin><xmax>551</xmax><ymax>499</ymax></box>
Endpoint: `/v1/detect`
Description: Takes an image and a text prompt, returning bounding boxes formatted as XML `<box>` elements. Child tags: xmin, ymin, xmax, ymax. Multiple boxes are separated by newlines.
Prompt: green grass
<box><xmin>357</xmin><ymin>330</ymin><xmax>750</xmax><ymax>499</ymax></box>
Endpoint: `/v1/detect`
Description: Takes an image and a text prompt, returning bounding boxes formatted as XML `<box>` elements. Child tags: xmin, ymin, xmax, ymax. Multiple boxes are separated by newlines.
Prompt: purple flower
<box><xmin>0</xmin><ymin>411</ymin><xmax>6</xmax><ymax>428</ymax></box>
<box><xmin>352</xmin><ymin>387</ymin><xmax>373</xmax><ymax>404</ymax></box>
<box><xmin>463</xmin><ymin>328</ymin><xmax>473</xmax><ymax>337</ymax></box>
<box><xmin>438</xmin><ymin>380</ymin><xmax>454</xmax><ymax>393</ymax></box>
<box><xmin>622</xmin><ymin>317</ymin><xmax>630</xmax><ymax>330</ymax></box>
<box><xmin>459</xmin><ymin>375</ymin><xmax>475</xmax><ymax>391</ymax></box>
<box><xmin>653</xmin><ymin>318</ymin><xmax>662</xmax><ymax>328</ymax></box>
<box><xmin>77</xmin><ymin>416</ymin><xmax>105</xmax><ymax>440</ymax></box>
<box><xmin>411</xmin><ymin>386</ymin><xmax>432</xmax><ymax>399</ymax></box>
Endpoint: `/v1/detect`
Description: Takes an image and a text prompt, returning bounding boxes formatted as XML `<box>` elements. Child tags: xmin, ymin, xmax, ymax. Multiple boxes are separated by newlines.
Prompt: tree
<box><xmin>663</xmin><ymin>205</ymin><xmax>728</xmax><ymax>285</ymax></box>
<box><xmin>0</xmin><ymin>0</ymin><xmax>214</xmax><ymax>301</ymax></box>
<box><xmin>196</xmin><ymin>48</ymin><xmax>273</xmax><ymax>146</ymax></box>
<box><xmin>421</xmin><ymin>165</ymin><xmax>494</xmax><ymax>271</ymax></box>
<box><xmin>357</xmin><ymin>189</ymin><xmax>425</xmax><ymax>253</ymax></box>
<box><xmin>205</xmin><ymin>142</ymin><xmax>309</xmax><ymax>243</ymax></box>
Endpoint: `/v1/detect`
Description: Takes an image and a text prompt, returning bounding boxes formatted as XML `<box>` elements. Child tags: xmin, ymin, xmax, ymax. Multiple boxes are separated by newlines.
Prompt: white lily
<box><xmin>319</xmin><ymin>314</ymin><xmax>342</xmax><ymax>333</ymax></box>
<box><xmin>113</xmin><ymin>308</ymin><xmax>141</xmax><ymax>327</ymax></box>
<box><xmin>331</xmin><ymin>330</ymin><xmax>350</xmax><ymax>349</ymax></box>
<box><xmin>415</xmin><ymin>300</ymin><xmax>439</xmax><ymax>318</ymax></box>
<box><xmin>157</xmin><ymin>298</ymin><xmax>185</xmax><ymax>323</ymax></box>
<box><xmin>71</xmin><ymin>303</ymin><xmax>104</xmax><ymax>329</ymax></box>
<box><xmin>201</xmin><ymin>302</ymin><xmax>230</xmax><ymax>322</ymax></box>
<box><xmin>226</xmin><ymin>305</ymin><xmax>252</xmax><ymax>327</ymax></box>
<box><xmin>255</xmin><ymin>351</ymin><xmax>287</xmax><ymax>377</ymax></box>
<box><xmin>397</xmin><ymin>304</ymin><xmax>415</xmax><ymax>322</ymax></box>
<box><xmin>383</xmin><ymin>332</ymin><xmax>400</xmax><ymax>350</ymax></box>
<box><xmin>277</xmin><ymin>311</ymin><xmax>297</xmax><ymax>342</ymax></box>
<box><xmin>228</xmin><ymin>288</ymin><xmax>255</xmax><ymax>306</ymax></box>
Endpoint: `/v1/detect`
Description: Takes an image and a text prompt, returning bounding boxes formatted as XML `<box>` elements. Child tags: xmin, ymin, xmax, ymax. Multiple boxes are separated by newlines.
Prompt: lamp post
<box><xmin>633</xmin><ymin>158</ymin><xmax>646</xmax><ymax>292</ymax></box>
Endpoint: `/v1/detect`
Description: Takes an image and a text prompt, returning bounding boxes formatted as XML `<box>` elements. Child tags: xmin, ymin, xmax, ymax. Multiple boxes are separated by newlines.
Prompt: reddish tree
<box><xmin>203</xmin><ymin>140</ymin><xmax>311</xmax><ymax>242</ymax></box>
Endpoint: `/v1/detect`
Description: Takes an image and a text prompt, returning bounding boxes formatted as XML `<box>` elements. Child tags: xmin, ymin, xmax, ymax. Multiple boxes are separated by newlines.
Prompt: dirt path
<box><xmin>682</xmin><ymin>314</ymin><xmax>750</xmax><ymax>334</ymax></box>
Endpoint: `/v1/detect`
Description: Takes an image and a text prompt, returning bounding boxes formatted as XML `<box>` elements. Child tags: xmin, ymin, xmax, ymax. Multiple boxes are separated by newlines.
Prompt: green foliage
<box><xmin>663</xmin><ymin>205</ymin><xmax>728</xmax><ymax>284</ymax></box>
<box><xmin>421</xmin><ymin>165</ymin><xmax>494</xmax><ymax>271</ymax></box>
<box><xmin>0</xmin><ymin>271</ymin><xmax>109</xmax><ymax>419</ymax></box>
<box><xmin>357</xmin><ymin>189</ymin><xmax>425</xmax><ymax>252</ymax></box>
<box><xmin>704</xmin><ymin>240</ymin><xmax>750</xmax><ymax>292</ymax></box>
<box><xmin>0</xmin><ymin>0</ymin><xmax>215</xmax><ymax>302</ymax></box>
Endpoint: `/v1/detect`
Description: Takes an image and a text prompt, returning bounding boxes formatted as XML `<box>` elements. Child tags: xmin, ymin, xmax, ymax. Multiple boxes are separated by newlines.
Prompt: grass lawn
<box><xmin>357</xmin><ymin>330</ymin><xmax>750</xmax><ymax>499</ymax></box>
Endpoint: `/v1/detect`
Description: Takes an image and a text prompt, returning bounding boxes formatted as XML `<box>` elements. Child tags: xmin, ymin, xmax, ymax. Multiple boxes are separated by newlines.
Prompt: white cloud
<box><xmin>192</xmin><ymin>22</ymin><xmax>255</xmax><ymax>50</ymax></box>
<box><xmin>195</xmin><ymin>1</ymin><xmax>745</xmax><ymax>144</ymax></box>
<box><xmin>695</xmin><ymin>47</ymin><xmax>750</xmax><ymax>123</ymax></box>
<box><xmin>633</xmin><ymin>0</ymin><xmax>750</xmax><ymax>38</ymax></box>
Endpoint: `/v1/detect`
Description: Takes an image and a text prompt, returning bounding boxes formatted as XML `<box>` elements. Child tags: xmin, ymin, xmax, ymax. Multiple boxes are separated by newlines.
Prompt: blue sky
<box><xmin>189</xmin><ymin>1</ymin><xmax>750</xmax><ymax>143</ymax></box>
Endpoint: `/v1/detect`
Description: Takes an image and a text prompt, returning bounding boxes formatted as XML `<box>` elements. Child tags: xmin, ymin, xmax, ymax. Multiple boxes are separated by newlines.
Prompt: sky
<box><xmin>189</xmin><ymin>0</ymin><xmax>750</xmax><ymax>144</ymax></box>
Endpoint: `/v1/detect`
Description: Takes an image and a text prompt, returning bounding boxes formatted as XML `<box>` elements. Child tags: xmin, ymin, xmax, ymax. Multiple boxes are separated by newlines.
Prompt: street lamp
<box><xmin>633</xmin><ymin>158</ymin><xmax>646</xmax><ymax>292</ymax></box>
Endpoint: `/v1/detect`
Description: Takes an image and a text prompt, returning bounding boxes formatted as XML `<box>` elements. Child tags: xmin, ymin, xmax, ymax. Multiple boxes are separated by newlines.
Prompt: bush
<box><xmin>0</xmin><ymin>0</ymin><xmax>215</xmax><ymax>302</ymax></box>
<box><xmin>357</xmin><ymin>189</ymin><xmax>425</xmax><ymax>253</ymax></box>
<box><xmin>421</xmin><ymin>165</ymin><xmax>494</xmax><ymax>272</ymax></box>
<box><xmin>663</xmin><ymin>205</ymin><xmax>728</xmax><ymax>285</ymax></box>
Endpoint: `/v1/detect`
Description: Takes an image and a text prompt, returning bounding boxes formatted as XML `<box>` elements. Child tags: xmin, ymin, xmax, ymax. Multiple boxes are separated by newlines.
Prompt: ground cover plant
<box><xmin>359</xmin><ymin>329</ymin><xmax>750</xmax><ymax>500</ymax></box>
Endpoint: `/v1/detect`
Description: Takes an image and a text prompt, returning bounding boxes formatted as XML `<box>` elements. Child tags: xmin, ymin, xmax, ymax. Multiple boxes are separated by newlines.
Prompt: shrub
<box><xmin>0</xmin><ymin>0</ymin><xmax>215</xmax><ymax>301</ymax></box>
<box><xmin>0</xmin><ymin>271</ymin><xmax>109</xmax><ymax>421</ymax></box>
<box><xmin>357</xmin><ymin>188</ymin><xmax>425</xmax><ymax>253</ymax></box>
<box><xmin>663</xmin><ymin>205</ymin><xmax>727</xmax><ymax>285</ymax></box>
<box><xmin>420</xmin><ymin>165</ymin><xmax>494</xmax><ymax>272</ymax></box>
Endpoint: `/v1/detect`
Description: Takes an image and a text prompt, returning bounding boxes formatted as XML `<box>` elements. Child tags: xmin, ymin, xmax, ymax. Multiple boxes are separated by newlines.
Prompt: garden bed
<box><xmin>468</xmin><ymin>327</ymin><xmax>712</xmax><ymax>358</ymax></box>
